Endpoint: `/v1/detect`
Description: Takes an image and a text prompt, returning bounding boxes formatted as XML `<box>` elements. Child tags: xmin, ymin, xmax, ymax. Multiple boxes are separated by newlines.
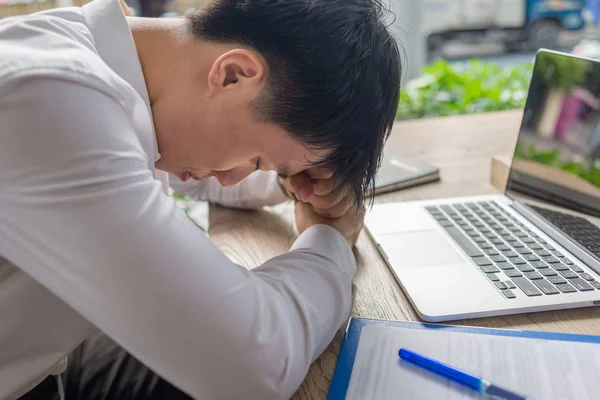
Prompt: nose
<box><xmin>213</xmin><ymin>167</ymin><xmax>255</xmax><ymax>187</ymax></box>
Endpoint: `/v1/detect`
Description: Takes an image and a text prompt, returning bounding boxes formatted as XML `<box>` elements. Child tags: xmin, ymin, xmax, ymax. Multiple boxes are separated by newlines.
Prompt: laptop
<box><xmin>365</xmin><ymin>50</ymin><xmax>600</xmax><ymax>322</ymax></box>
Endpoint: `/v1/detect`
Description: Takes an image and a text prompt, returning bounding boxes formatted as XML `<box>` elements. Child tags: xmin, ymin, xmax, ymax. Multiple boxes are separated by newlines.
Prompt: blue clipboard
<box><xmin>327</xmin><ymin>317</ymin><xmax>600</xmax><ymax>400</ymax></box>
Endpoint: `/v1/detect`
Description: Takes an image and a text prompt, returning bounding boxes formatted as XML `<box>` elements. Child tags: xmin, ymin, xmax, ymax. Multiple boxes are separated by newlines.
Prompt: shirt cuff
<box><xmin>291</xmin><ymin>225</ymin><xmax>357</xmax><ymax>277</ymax></box>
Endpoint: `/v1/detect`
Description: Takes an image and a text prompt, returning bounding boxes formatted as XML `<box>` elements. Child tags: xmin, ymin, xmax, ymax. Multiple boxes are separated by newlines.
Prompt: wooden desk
<box><xmin>208</xmin><ymin>110</ymin><xmax>600</xmax><ymax>400</ymax></box>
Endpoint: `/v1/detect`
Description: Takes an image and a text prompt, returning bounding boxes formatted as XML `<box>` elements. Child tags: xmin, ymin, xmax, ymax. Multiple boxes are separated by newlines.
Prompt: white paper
<box><xmin>346</xmin><ymin>324</ymin><xmax>600</xmax><ymax>400</ymax></box>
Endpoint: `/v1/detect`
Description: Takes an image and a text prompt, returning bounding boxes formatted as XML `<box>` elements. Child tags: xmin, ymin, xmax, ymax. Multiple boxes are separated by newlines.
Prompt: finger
<box><xmin>309</xmin><ymin>185</ymin><xmax>349</xmax><ymax>210</ymax></box>
<box><xmin>286</xmin><ymin>173</ymin><xmax>313</xmax><ymax>202</ymax></box>
<box><xmin>304</xmin><ymin>167</ymin><xmax>335</xmax><ymax>180</ymax></box>
<box><xmin>313</xmin><ymin>193</ymin><xmax>354</xmax><ymax>219</ymax></box>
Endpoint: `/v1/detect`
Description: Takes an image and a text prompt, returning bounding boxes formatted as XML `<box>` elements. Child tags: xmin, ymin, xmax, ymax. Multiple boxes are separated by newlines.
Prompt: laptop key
<box><xmin>505</xmin><ymin>270</ymin><xmax>523</xmax><ymax>278</ymax></box>
<box><xmin>483</xmin><ymin>232</ymin><xmax>497</xmax><ymax>239</ymax></box>
<box><xmin>426</xmin><ymin>206</ymin><xmax>439</xmax><ymax>212</ymax></box>
<box><xmin>523</xmin><ymin>254</ymin><xmax>540</xmax><ymax>262</ymax></box>
<box><xmin>562</xmin><ymin>258</ymin><xmax>574</xmax><ymax>265</ymax></box>
<box><xmin>580</xmin><ymin>273</ymin><xmax>595</xmax><ymax>282</ymax></box>
<box><xmin>512</xmin><ymin>277</ymin><xmax>542</xmax><ymax>296</ymax></box>
<box><xmin>560</xmin><ymin>270</ymin><xmax>579</xmax><ymax>279</ymax></box>
<box><xmin>571</xmin><ymin>265</ymin><xmax>584</xmax><ymax>273</ymax></box>
<box><xmin>472</xmin><ymin>257</ymin><xmax>492</xmax><ymax>266</ymax></box>
<box><xmin>543</xmin><ymin>256</ymin><xmax>560</xmax><ymax>264</ymax></box>
<box><xmin>516</xmin><ymin>264</ymin><xmax>534</xmax><ymax>272</ymax></box>
<box><xmin>510</xmin><ymin>257</ymin><xmax>527</xmax><ymax>265</ymax></box>
<box><xmin>440</xmin><ymin>221</ymin><xmax>454</xmax><ymax>228</ymax></box>
<box><xmin>488</xmin><ymin>274</ymin><xmax>500</xmax><ymax>282</ymax></box>
<box><xmin>531</xmin><ymin>261</ymin><xmax>549</xmax><ymax>269</ymax></box>
<box><xmin>536</xmin><ymin>250</ymin><xmax>552</xmax><ymax>257</ymax></box>
<box><xmin>495</xmin><ymin>282</ymin><xmax>507</xmax><ymax>290</ymax></box>
<box><xmin>556</xmin><ymin>283</ymin><xmax>577</xmax><ymax>293</ymax></box>
<box><xmin>529</xmin><ymin>243</ymin><xmax>543</xmax><ymax>250</ymax></box>
<box><xmin>511</xmin><ymin>241</ymin><xmax>525</xmax><ymax>248</ymax></box>
<box><xmin>484</xmin><ymin>248</ymin><xmax>499</xmax><ymax>256</ymax></box>
<box><xmin>504</xmin><ymin>281</ymin><xmax>516</xmax><ymax>289</ymax></box>
<box><xmin>552</xmin><ymin>263</ymin><xmax>570</xmax><ymax>271</ymax></box>
<box><xmin>496</xmin><ymin>262</ymin><xmax>514</xmax><ymax>270</ymax></box>
<box><xmin>490</xmin><ymin>255</ymin><xmax>506</xmax><ymax>263</ymax></box>
<box><xmin>502</xmin><ymin>250</ymin><xmax>519</xmax><ymax>258</ymax></box>
<box><xmin>497</xmin><ymin>244</ymin><xmax>511</xmax><ymax>251</ymax></box>
<box><xmin>491</xmin><ymin>238</ymin><xmax>504</xmax><ymax>245</ymax></box>
<box><xmin>522</xmin><ymin>237</ymin><xmax>536</xmax><ymax>244</ymax></box>
<box><xmin>502</xmin><ymin>290</ymin><xmax>516</xmax><ymax>299</ymax></box>
<box><xmin>481</xmin><ymin>265</ymin><xmax>500</xmax><ymax>274</ymax></box>
<box><xmin>591</xmin><ymin>281</ymin><xmax>600</xmax><ymax>290</ymax></box>
<box><xmin>515</xmin><ymin>232</ymin><xmax>527</xmax><ymax>238</ymax></box>
<box><xmin>525</xmin><ymin>271</ymin><xmax>543</xmax><ymax>280</ymax></box>
<box><xmin>478</xmin><ymin>242</ymin><xmax>493</xmax><ymax>249</ymax></box>
<box><xmin>548</xmin><ymin>276</ymin><xmax>567</xmax><ymax>285</ymax></box>
<box><xmin>570</xmin><ymin>278</ymin><xmax>594</xmax><ymax>292</ymax></box>
<box><xmin>516</xmin><ymin>247</ymin><xmax>532</xmax><ymax>255</ymax></box>
<box><xmin>533</xmin><ymin>279</ymin><xmax>559</xmax><ymax>295</ymax></box>
<box><xmin>443</xmin><ymin>227</ymin><xmax>483</xmax><ymax>257</ymax></box>
<box><xmin>552</xmin><ymin>251</ymin><xmax>565</xmax><ymax>258</ymax></box>
<box><xmin>540</xmin><ymin>268</ymin><xmax>558</xmax><ymax>277</ymax></box>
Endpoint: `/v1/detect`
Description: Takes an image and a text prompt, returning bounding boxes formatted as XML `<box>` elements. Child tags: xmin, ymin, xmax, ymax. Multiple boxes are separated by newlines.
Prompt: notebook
<box><xmin>328</xmin><ymin>318</ymin><xmax>600</xmax><ymax>400</ymax></box>
<box><xmin>374</xmin><ymin>153</ymin><xmax>440</xmax><ymax>195</ymax></box>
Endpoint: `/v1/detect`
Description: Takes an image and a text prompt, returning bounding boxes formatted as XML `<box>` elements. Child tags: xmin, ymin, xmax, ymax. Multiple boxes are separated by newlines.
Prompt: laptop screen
<box><xmin>506</xmin><ymin>51</ymin><xmax>600</xmax><ymax>220</ymax></box>
<box><xmin>506</xmin><ymin>51</ymin><xmax>600</xmax><ymax>262</ymax></box>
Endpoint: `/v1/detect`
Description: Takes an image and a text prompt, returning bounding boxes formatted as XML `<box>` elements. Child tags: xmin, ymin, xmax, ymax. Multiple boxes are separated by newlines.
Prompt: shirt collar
<box><xmin>82</xmin><ymin>0</ymin><xmax>161</xmax><ymax>162</ymax></box>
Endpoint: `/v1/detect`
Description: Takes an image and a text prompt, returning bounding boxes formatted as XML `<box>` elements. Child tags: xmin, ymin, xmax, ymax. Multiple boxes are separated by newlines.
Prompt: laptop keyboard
<box><xmin>426</xmin><ymin>201</ymin><xmax>600</xmax><ymax>299</ymax></box>
<box><xmin>529</xmin><ymin>205</ymin><xmax>600</xmax><ymax>260</ymax></box>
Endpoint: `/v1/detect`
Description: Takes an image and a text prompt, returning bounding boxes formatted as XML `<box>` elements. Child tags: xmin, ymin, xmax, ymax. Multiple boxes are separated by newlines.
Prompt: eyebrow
<box><xmin>277</xmin><ymin>165</ymin><xmax>290</xmax><ymax>179</ymax></box>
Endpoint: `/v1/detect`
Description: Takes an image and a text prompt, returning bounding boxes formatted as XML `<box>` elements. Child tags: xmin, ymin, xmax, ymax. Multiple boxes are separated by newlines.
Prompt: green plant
<box><xmin>397</xmin><ymin>59</ymin><xmax>533</xmax><ymax>120</ymax></box>
<box><xmin>172</xmin><ymin>192</ymin><xmax>207</xmax><ymax>232</ymax></box>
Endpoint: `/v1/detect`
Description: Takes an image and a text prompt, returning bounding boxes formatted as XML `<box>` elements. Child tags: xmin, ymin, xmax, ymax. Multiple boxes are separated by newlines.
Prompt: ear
<box><xmin>207</xmin><ymin>49</ymin><xmax>266</xmax><ymax>95</ymax></box>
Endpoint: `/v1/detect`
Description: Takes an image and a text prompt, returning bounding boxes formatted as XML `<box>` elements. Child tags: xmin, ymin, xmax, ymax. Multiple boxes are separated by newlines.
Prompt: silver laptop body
<box><xmin>366</xmin><ymin>50</ymin><xmax>600</xmax><ymax>322</ymax></box>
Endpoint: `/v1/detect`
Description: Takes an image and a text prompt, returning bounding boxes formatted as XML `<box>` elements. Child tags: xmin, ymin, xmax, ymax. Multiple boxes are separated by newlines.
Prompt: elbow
<box><xmin>227</xmin><ymin>341</ymin><xmax>307</xmax><ymax>400</ymax></box>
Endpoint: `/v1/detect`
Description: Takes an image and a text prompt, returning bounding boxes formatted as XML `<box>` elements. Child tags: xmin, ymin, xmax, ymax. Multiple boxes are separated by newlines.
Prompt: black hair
<box><xmin>188</xmin><ymin>0</ymin><xmax>402</xmax><ymax>208</ymax></box>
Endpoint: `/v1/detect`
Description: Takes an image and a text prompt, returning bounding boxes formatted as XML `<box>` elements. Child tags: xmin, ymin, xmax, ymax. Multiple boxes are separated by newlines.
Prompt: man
<box><xmin>0</xmin><ymin>0</ymin><xmax>401</xmax><ymax>398</ymax></box>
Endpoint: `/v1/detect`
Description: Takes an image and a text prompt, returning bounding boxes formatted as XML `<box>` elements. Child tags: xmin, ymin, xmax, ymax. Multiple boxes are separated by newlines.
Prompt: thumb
<box><xmin>288</xmin><ymin>172</ymin><xmax>314</xmax><ymax>202</ymax></box>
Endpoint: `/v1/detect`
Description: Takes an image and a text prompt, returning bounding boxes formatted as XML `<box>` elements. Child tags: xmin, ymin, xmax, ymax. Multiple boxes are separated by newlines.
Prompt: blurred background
<box><xmin>2</xmin><ymin>0</ymin><xmax>600</xmax><ymax>121</ymax></box>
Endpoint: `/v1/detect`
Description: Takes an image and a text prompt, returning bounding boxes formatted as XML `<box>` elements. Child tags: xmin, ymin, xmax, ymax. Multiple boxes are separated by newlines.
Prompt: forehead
<box><xmin>264</xmin><ymin>126</ymin><xmax>332</xmax><ymax>176</ymax></box>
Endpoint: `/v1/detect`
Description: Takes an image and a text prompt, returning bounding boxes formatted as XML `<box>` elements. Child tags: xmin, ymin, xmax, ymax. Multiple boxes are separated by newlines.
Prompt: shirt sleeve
<box><xmin>0</xmin><ymin>76</ymin><xmax>356</xmax><ymax>400</ymax></box>
<box><xmin>169</xmin><ymin>170</ymin><xmax>289</xmax><ymax>209</ymax></box>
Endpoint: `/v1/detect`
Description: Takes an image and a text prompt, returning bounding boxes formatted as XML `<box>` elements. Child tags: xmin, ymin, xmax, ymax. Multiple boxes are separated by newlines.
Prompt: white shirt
<box><xmin>0</xmin><ymin>1</ymin><xmax>356</xmax><ymax>399</ymax></box>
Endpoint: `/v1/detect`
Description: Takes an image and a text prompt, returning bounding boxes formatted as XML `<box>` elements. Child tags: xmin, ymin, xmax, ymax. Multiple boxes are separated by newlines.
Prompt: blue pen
<box><xmin>398</xmin><ymin>349</ymin><xmax>528</xmax><ymax>400</ymax></box>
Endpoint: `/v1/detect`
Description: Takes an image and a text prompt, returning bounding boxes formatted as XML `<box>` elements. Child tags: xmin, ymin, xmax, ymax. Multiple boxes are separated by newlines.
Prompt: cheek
<box><xmin>153</xmin><ymin>101</ymin><xmax>206</xmax><ymax>163</ymax></box>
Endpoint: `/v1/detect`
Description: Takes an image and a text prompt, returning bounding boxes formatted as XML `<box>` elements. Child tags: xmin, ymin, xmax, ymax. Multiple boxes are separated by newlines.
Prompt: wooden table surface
<box><xmin>207</xmin><ymin>110</ymin><xmax>600</xmax><ymax>400</ymax></box>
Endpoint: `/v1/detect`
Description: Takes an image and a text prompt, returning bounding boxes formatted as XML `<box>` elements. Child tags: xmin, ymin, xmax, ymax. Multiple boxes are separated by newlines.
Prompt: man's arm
<box><xmin>0</xmin><ymin>77</ymin><xmax>355</xmax><ymax>399</ymax></box>
<box><xmin>169</xmin><ymin>170</ymin><xmax>289</xmax><ymax>208</ymax></box>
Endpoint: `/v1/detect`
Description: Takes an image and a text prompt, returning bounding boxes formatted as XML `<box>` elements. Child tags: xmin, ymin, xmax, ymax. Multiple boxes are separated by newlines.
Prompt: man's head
<box><xmin>146</xmin><ymin>0</ymin><xmax>401</xmax><ymax>207</ymax></box>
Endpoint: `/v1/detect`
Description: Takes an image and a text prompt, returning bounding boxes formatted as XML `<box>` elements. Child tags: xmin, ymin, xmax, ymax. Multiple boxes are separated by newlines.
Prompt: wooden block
<box><xmin>491</xmin><ymin>155</ymin><xmax>512</xmax><ymax>191</ymax></box>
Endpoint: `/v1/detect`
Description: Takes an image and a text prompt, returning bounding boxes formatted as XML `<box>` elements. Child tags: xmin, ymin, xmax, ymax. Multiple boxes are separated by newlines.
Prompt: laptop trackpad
<box><xmin>378</xmin><ymin>230</ymin><xmax>464</xmax><ymax>268</ymax></box>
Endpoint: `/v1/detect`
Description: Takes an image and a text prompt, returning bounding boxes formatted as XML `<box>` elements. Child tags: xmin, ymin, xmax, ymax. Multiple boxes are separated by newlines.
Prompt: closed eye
<box><xmin>255</xmin><ymin>159</ymin><xmax>260</xmax><ymax>171</ymax></box>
